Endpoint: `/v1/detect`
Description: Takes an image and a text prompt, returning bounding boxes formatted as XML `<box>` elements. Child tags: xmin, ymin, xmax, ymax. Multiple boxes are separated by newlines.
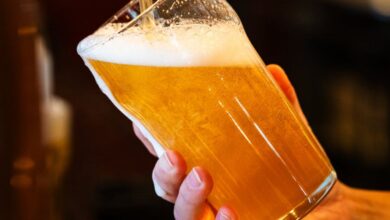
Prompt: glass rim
<box><xmin>78</xmin><ymin>0</ymin><xmax>165</xmax><ymax>55</ymax></box>
<box><xmin>101</xmin><ymin>0</ymin><xmax>165</xmax><ymax>34</ymax></box>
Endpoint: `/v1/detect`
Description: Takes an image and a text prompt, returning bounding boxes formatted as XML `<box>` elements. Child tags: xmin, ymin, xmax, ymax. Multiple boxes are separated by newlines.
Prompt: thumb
<box><xmin>266</xmin><ymin>64</ymin><xmax>309</xmax><ymax>125</ymax></box>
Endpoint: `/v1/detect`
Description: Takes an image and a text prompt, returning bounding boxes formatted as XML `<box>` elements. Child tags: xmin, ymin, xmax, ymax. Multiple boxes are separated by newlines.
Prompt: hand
<box><xmin>133</xmin><ymin>65</ymin><xmax>390</xmax><ymax>219</ymax></box>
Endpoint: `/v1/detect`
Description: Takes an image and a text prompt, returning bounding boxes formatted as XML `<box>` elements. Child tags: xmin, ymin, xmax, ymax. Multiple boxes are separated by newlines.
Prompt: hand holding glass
<box><xmin>77</xmin><ymin>0</ymin><xmax>336</xmax><ymax>218</ymax></box>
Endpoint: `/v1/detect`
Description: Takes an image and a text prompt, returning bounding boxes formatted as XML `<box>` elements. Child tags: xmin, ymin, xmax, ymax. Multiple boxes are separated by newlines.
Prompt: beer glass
<box><xmin>77</xmin><ymin>0</ymin><xmax>337</xmax><ymax>219</ymax></box>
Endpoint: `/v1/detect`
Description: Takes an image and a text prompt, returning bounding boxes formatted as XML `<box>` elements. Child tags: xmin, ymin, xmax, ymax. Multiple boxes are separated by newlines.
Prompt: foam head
<box><xmin>77</xmin><ymin>21</ymin><xmax>258</xmax><ymax>67</ymax></box>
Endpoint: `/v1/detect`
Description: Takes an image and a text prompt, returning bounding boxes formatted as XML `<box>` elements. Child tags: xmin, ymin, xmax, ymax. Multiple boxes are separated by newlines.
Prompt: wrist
<box><xmin>344</xmin><ymin>183</ymin><xmax>390</xmax><ymax>219</ymax></box>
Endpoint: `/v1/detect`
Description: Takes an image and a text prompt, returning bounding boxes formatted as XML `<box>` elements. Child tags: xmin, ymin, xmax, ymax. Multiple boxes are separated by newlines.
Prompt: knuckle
<box><xmin>152</xmin><ymin>176</ymin><xmax>167</xmax><ymax>198</ymax></box>
<box><xmin>152</xmin><ymin>162</ymin><xmax>160</xmax><ymax>177</ymax></box>
<box><xmin>153</xmin><ymin>167</ymin><xmax>180</xmax><ymax>195</ymax></box>
<box><xmin>178</xmin><ymin>188</ymin><xmax>198</xmax><ymax>206</ymax></box>
<box><xmin>155</xmin><ymin>162</ymin><xmax>182</xmax><ymax>181</ymax></box>
<box><xmin>152</xmin><ymin>167</ymin><xmax>166</xmax><ymax>186</ymax></box>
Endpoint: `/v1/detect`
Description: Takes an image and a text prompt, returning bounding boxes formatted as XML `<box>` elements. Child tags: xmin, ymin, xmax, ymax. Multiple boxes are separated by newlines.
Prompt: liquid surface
<box><xmin>79</xmin><ymin>22</ymin><xmax>335</xmax><ymax>219</ymax></box>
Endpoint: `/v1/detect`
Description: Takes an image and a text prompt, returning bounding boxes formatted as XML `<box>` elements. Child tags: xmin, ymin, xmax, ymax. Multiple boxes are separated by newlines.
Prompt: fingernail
<box><xmin>188</xmin><ymin>167</ymin><xmax>202</xmax><ymax>189</ymax></box>
<box><xmin>162</xmin><ymin>151</ymin><xmax>174</xmax><ymax>169</ymax></box>
<box><xmin>217</xmin><ymin>209</ymin><xmax>232</xmax><ymax>220</ymax></box>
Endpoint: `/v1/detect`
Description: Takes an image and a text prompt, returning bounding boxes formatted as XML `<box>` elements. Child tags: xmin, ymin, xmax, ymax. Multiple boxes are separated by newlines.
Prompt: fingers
<box><xmin>174</xmin><ymin>167</ymin><xmax>214</xmax><ymax>220</ymax></box>
<box><xmin>152</xmin><ymin>152</ymin><xmax>228</xmax><ymax>220</ymax></box>
<box><xmin>152</xmin><ymin>150</ymin><xmax>187</xmax><ymax>203</ymax></box>
<box><xmin>267</xmin><ymin>64</ymin><xmax>298</xmax><ymax>105</ymax></box>
<box><xmin>266</xmin><ymin>64</ymin><xmax>308</xmax><ymax>125</ymax></box>
<box><xmin>133</xmin><ymin>123</ymin><xmax>157</xmax><ymax>157</ymax></box>
<box><xmin>216</xmin><ymin>206</ymin><xmax>238</xmax><ymax>220</ymax></box>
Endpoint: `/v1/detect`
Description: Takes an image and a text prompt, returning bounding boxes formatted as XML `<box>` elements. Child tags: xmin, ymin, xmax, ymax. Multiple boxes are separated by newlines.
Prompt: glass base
<box><xmin>280</xmin><ymin>171</ymin><xmax>337</xmax><ymax>220</ymax></box>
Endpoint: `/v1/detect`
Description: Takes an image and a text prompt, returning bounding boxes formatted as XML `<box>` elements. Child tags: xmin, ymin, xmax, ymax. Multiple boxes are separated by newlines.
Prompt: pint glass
<box><xmin>77</xmin><ymin>0</ymin><xmax>337</xmax><ymax>218</ymax></box>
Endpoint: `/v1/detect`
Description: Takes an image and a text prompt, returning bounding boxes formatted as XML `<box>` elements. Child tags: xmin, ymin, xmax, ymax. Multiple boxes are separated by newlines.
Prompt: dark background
<box><xmin>34</xmin><ymin>0</ymin><xmax>390</xmax><ymax>219</ymax></box>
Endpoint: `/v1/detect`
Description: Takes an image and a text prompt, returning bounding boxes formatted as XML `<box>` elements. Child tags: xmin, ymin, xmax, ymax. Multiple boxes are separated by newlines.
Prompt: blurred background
<box><xmin>0</xmin><ymin>0</ymin><xmax>389</xmax><ymax>219</ymax></box>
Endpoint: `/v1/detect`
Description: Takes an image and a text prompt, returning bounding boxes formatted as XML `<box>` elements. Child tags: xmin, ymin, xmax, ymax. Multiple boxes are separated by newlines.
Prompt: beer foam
<box><xmin>78</xmin><ymin>22</ymin><xmax>256</xmax><ymax>66</ymax></box>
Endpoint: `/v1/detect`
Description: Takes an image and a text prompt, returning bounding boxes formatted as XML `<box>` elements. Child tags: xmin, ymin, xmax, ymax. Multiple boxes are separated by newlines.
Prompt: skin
<box><xmin>133</xmin><ymin>65</ymin><xmax>390</xmax><ymax>220</ymax></box>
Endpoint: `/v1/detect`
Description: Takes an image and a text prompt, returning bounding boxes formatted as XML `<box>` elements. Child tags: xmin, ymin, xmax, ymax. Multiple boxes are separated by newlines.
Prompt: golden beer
<box><xmin>79</xmin><ymin>21</ymin><xmax>336</xmax><ymax>219</ymax></box>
